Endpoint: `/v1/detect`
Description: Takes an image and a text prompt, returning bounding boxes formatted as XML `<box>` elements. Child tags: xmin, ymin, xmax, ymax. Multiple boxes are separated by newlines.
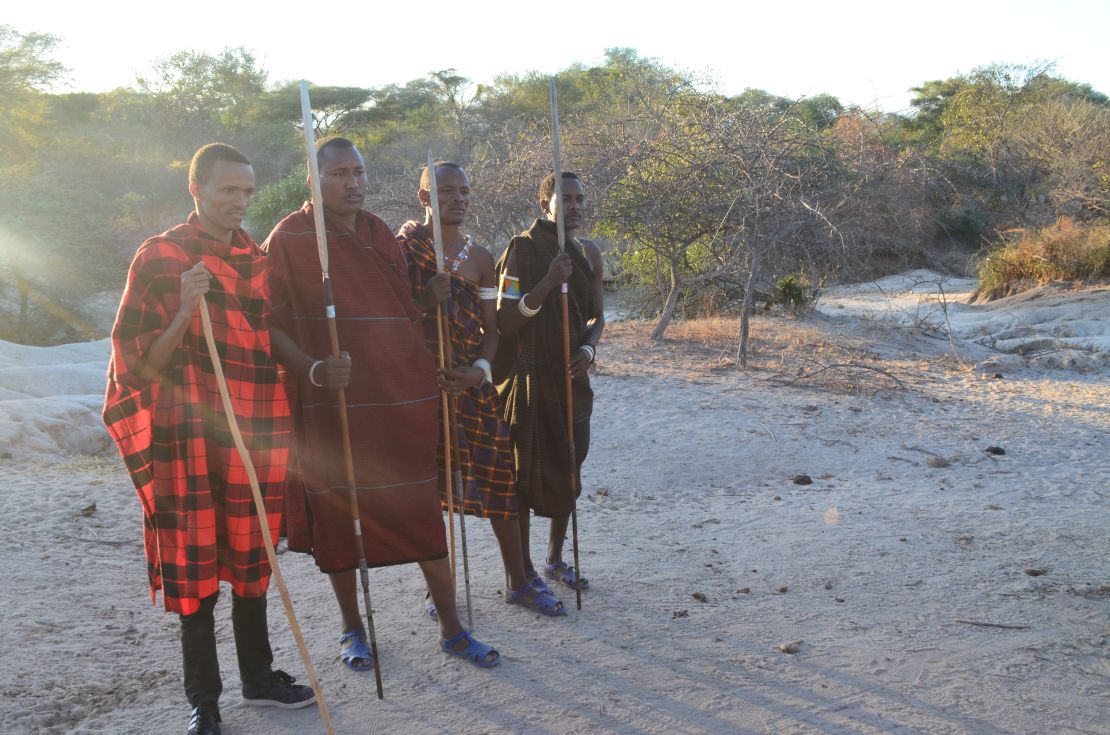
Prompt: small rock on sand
<box><xmin>779</xmin><ymin>640</ymin><xmax>804</xmax><ymax>654</ymax></box>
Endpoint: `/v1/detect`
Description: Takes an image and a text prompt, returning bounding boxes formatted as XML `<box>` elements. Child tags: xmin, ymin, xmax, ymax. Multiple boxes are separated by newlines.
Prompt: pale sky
<box><xmin>8</xmin><ymin>0</ymin><xmax>1109</xmax><ymax>113</ymax></box>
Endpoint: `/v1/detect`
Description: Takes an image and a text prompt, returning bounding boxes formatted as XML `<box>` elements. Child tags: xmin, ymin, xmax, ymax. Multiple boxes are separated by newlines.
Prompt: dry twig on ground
<box><xmin>771</xmin><ymin>361</ymin><xmax>906</xmax><ymax>396</ymax></box>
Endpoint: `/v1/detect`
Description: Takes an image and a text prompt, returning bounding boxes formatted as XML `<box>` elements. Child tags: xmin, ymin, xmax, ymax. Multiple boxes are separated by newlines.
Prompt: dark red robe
<box><xmin>263</xmin><ymin>204</ymin><xmax>447</xmax><ymax>572</ymax></box>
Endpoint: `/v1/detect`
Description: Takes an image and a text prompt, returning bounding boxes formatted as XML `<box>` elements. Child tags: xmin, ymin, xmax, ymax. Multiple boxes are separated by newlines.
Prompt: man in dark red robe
<box><xmin>264</xmin><ymin>137</ymin><xmax>500</xmax><ymax>671</ymax></box>
<box><xmin>104</xmin><ymin>143</ymin><xmax>314</xmax><ymax>735</ymax></box>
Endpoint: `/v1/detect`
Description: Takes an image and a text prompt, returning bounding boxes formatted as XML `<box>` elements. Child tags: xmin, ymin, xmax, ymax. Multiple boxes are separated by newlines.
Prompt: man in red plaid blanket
<box><xmin>104</xmin><ymin>144</ymin><xmax>315</xmax><ymax>735</ymax></box>
<box><xmin>397</xmin><ymin>161</ymin><xmax>565</xmax><ymax>618</ymax></box>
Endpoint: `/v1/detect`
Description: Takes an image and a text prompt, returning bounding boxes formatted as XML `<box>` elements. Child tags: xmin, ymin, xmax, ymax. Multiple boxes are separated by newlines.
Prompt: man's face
<box><xmin>424</xmin><ymin>166</ymin><xmax>470</xmax><ymax>227</ymax></box>
<box><xmin>190</xmin><ymin>160</ymin><xmax>255</xmax><ymax>237</ymax></box>
<box><xmin>319</xmin><ymin>145</ymin><xmax>367</xmax><ymax>218</ymax></box>
<box><xmin>544</xmin><ymin>177</ymin><xmax>586</xmax><ymax>233</ymax></box>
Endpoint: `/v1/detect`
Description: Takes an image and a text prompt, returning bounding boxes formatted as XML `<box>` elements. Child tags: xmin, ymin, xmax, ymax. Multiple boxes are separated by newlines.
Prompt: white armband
<box><xmin>478</xmin><ymin>286</ymin><xmax>497</xmax><ymax>300</ymax></box>
<box><xmin>473</xmin><ymin>358</ymin><xmax>492</xmax><ymax>384</ymax></box>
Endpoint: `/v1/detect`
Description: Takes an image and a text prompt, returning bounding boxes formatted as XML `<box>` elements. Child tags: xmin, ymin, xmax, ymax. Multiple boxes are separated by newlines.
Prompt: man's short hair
<box><xmin>420</xmin><ymin>161</ymin><xmax>465</xmax><ymax>190</ymax></box>
<box><xmin>539</xmin><ymin>171</ymin><xmax>583</xmax><ymax>202</ymax></box>
<box><xmin>316</xmin><ymin>136</ymin><xmax>358</xmax><ymax>166</ymax></box>
<box><xmin>189</xmin><ymin>143</ymin><xmax>250</xmax><ymax>184</ymax></box>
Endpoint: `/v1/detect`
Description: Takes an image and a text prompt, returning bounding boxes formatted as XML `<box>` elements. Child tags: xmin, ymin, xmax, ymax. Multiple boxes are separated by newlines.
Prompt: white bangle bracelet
<box><xmin>578</xmin><ymin>344</ymin><xmax>595</xmax><ymax>363</ymax></box>
<box><xmin>308</xmin><ymin>360</ymin><xmax>325</xmax><ymax>387</ymax></box>
<box><xmin>518</xmin><ymin>294</ymin><xmax>541</xmax><ymax>317</ymax></box>
<box><xmin>472</xmin><ymin>358</ymin><xmax>492</xmax><ymax>384</ymax></box>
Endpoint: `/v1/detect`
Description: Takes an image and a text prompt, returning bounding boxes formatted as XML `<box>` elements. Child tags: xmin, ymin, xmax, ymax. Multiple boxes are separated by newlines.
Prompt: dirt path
<box><xmin>2</xmin><ymin>316</ymin><xmax>1106</xmax><ymax>734</ymax></box>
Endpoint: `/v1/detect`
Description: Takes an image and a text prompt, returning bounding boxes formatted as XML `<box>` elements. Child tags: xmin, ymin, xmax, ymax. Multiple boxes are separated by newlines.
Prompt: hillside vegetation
<box><xmin>2</xmin><ymin>28</ymin><xmax>1107</xmax><ymax>345</ymax></box>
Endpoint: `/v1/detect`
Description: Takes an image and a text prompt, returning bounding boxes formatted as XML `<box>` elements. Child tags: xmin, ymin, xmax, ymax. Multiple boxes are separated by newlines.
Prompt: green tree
<box><xmin>136</xmin><ymin>47</ymin><xmax>268</xmax><ymax>152</ymax></box>
<box><xmin>796</xmin><ymin>93</ymin><xmax>845</xmax><ymax>131</ymax></box>
<box><xmin>244</xmin><ymin>166</ymin><xmax>308</xmax><ymax>241</ymax></box>
<box><xmin>0</xmin><ymin>26</ymin><xmax>66</xmax><ymax>162</ymax></box>
<box><xmin>598</xmin><ymin>92</ymin><xmax>847</xmax><ymax>358</ymax></box>
<box><xmin>260</xmin><ymin>82</ymin><xmax>373</xmax><ymax>136</ymax></box>
<box><xmin>0</xmin><ymin>25</ymin><xmax>64</xmax><ymax>91</ymax></box>
<box><xmin>900</xmin><ymin>76</ymin><xmax>966</xmax><ymax>145</ymax></box>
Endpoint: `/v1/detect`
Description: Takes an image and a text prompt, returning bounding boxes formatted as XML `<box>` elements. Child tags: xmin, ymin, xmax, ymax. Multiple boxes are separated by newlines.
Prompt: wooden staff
<box><xmin>197</xmin><ymin>297</ymin><xmax>334</xmax><ymax>735</ymax></box>
<box><xmin>549</xmin><ymin>77</ymin><xmax>583</xmax><ymax>611</ymax></box>
<box><xmin>426</xmin><ymin>151</ymin><xmax>474</xmax><ymax>629</ymax></box>
<box><xmin>300</xmin><ymin>81</ymin><xmax>385</xmax><ymax>699</ymax></box>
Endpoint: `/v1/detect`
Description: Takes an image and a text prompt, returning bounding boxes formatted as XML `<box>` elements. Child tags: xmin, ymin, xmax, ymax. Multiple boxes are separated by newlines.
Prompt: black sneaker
<box><xmin>186</xmin><ymin>703</ymin><xmax>221</xmax><ymax>735</ymax></box>
<box><xmin>241</xmin><ymin>669</ymin><xmax>316</xmax><ymax>709</ymax></box>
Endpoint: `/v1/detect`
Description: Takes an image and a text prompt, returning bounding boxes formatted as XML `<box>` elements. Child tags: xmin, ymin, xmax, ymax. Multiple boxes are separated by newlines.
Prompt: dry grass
<box><xmin>596</xmin><ymin>314</ymin><xmax>945</xmax><ymax>396</ymax></box>
<box><xmin>976</xmin><ymin>217</ymin><xmax>1110</xmax><ymax>301</ymax></box>
<box><xmin>660</xmin><ymin>316</ymin><xmax>740</xmax><ymax>350</ymax></box>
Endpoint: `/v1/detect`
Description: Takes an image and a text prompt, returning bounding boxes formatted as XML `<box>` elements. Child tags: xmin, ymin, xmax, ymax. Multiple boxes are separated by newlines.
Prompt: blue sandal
<box><xmin>441</xmin><ymin>629</ymin><xmax>501</xmax><ymax>668</ymax></box>
<box><xmin>525</xmin><ymin>570</ymin><xmax>553</xmax><ymax>595</ymax></box>
<box><xmin>339</xmin><ymin>629</ymin><xmax>374</xmax><ymax>671</ymax></box>
<box><xmin>544</xmin><ymin>560</ymin><xmax>589</xmax><ymax>591</ymax></box>
<box><xmin>506</xmin><ymin>583</ymin><xmax>566</xmax><ymax>617</ymax></box>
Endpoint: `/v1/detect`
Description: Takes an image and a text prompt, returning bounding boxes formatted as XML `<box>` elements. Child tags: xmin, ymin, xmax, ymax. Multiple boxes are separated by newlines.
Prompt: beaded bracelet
<box><xmin>308</xmin><ymin>360</ymin><xmax>325</xmax><ymax>387</ymax></box>
<box><xmin>518</xmin><ymin>294</ymin><xmax>541</xmax><ymax>317</ymax></box>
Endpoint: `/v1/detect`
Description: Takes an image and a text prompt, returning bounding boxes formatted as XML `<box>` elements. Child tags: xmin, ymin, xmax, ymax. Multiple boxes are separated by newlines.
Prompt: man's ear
<box><xmin>188</xmin><ymin>181</ymin><xmax>200</xmax><ymax>199</ymax></box>
<box><xmin>418</xmin><ymin>188</ymin><xmax>430</xmax><ymax>207</ymax></box>
<box><xmin>540</xmin><ymin>197</ymin><xmax>551</xmax><ymax>215</ymax></box>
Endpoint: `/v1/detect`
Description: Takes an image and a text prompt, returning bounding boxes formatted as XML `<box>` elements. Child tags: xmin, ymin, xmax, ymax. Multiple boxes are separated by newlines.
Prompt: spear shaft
<box><xmin>198</xmin><ymin>297</ymin><xmax>334</xmax><ymax>734</ymax></box>
<box><xmin>549</xmin><ymin>77</ymin><xmax>583</xmax><ymax>611</ymax></box>
<box><xmin>426</xmin><ymin>151</ymin><xmax>473</xmax><ymax>628</ymax></box>
<box><xmin>300</xmin><ymin>81</ymin><xmax>385</xmax><ymax>699</ymax></box>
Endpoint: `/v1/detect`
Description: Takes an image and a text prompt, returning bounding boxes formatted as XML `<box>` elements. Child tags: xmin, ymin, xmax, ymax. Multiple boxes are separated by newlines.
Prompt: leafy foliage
<box><xmin>774</xmin><ymin>274</ymin><xmax>816</xmax><ymax>310</ymax></box>
<box><xmin>244</xmin><ymin>166</ymin><xmax>309</xmax><ymax>241</ymax></box>
<box><xmin>938</xmin><ymin>201</ymin><xmax>990</xmax><ymax>243</ymax></box>
<box><xmin>0</xmin><ymin>25</ymin><xmax>66</xmax><ymax>163</ymax></box>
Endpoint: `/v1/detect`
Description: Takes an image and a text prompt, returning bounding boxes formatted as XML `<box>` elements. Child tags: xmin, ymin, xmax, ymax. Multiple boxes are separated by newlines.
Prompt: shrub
<box><xmin>244</xmin><ymin>166</ymin><xmax>308</xmax><ymax>241</ymax></box>
<box><xmin>612</xmin><ymin>238</ymin><xmax>721</xmax><ymax>318</ymax></box>
<box><xmin>774</xmin><ymin>273</ymin><xmax>815</xmax><ymax>310</ymax></box>
<box><xmin>938</xmin><ymin>201</ymin><xmax>989</xmax><ymax>243</ymax></box>
<box><xmin>976</xmin><ymin>217</ymin><xmax>1110</xmax><ymax>300</ymax></box>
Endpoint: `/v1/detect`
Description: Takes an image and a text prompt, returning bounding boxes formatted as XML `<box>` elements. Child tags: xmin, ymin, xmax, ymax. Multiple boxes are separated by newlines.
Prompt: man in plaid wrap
<box><xmin>103</xmin><ymin>144</ymin><xmax>314</xmax><ymax>735</ymax></box>
<box><xmin>264</xmin><ymin>138</ymin><xmax>500</xmax><ymax>671</ymax></box>
<box><xmin>494</xmin><ymin>171</ymin><xmax>606</xmax><ymax>595</ymax></box>
<box><xmin>398</xmin><ymin>161</ymin><xmax>565</xmax><ymax>617</ymax></box>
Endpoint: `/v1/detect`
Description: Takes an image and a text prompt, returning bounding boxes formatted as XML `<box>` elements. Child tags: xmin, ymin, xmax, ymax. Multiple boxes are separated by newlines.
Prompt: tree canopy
<box><xmin>1</xmin><ymin>36</ymin><xmax>1106</xmax><ymax>346</ymax></box>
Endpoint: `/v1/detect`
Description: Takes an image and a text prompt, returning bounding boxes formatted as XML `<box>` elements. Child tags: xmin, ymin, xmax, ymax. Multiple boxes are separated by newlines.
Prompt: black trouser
<box><xmin>180</xmin><ymin>590</ymin><xmax>273</xmax><ymax>707</ymax></box>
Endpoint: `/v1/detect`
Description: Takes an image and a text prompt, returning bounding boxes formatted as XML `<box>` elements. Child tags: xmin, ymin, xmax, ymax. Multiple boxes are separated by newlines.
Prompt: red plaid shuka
<box><xmin>398</xmin><ymin>221</ymin><xmax>517</xmax><ymax>520</ymax></box>
<box><xmin>103</xmin><ymin>214</ymin><xmax>290</xmax><ymax>616</ymax></box>
<box><xmin>263</xmin><ymin>205</ymin><xmax>447</xmax><ymax>573</ymax></box>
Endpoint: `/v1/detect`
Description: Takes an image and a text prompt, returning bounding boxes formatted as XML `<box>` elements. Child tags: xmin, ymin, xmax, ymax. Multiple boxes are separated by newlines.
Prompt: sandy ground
<box><xmin>1</xmin><ymin>281</ymin><xmax>1107</xmax><ymax>734</ymax></box>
